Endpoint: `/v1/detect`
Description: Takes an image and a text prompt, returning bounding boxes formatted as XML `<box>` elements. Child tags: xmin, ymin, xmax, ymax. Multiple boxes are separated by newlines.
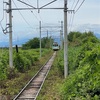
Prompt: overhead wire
<box><xmin>25</xmin><ymin>0</ymin><xmax>43</xmax><ymax>36</ymax></box>
<box><xmin>69</xmin><ymin>13</ymin><xmax>75</xmax><ymax>32</ymax></box>
<box><xmin>12</xmin><ymin>0</ymin><xmax>39</xmax><ymax>44</ymax></box>
<box><xmin>0</xmin><ymin>0</ymin><xmax>6</xmax><ymax>57</ymax></box>
<box><xmin>75</xmin><ymin>0</ymin><xmax>85</xmax><ymax>13</ymax></box>
<box><xmin>68</xmin><ymin>0</ymin><xmax>85</xmax><ymax>32</ymax></box>
<box><xmin>0</xmin><ymin>0</ymin><xmax>9</xmax><ymax>34</ymax></box>
<box><xmin>12</xmin><ymin>0</ymin><xmax>34</xmax><ymax>29</ymax></box>
<box><xmin>18</xmin><ymin>0</ymin><xmax>44</xmax><ymax>35</ymax></box>
<box><xmin>71</xmin><ymin>0</ymin><xmax>76</xmax><ymax>9</ymax></box>
<box><xmin>68</xmin><ymin>0</ymin><xmax>76</xmax><ymax>33</ymax></box>
<box><xmin>25</xmin><ymin>0</ymin><xmax>44</xmax><ymax>24</ymax></box>
<box><xmin>0</xmin><ymin>0</ymin><xmax>5</xmax><ymax>31</ymax></box>
<box><xmin>25</xmin><ymin>0</ymin><xmax>40</xmax><ymax>21</ymax></box>
<box><xmin>73</xmin><ymin>0</ymin><xmax>80</xmax><ymax>10</ymax></box>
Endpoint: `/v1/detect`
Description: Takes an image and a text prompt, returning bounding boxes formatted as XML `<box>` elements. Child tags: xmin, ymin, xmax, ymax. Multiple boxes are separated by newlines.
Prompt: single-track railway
<box><xmin>13</xmin><ymin>52</ymin><xmax>56</xmax><ymax>100</ymax></box>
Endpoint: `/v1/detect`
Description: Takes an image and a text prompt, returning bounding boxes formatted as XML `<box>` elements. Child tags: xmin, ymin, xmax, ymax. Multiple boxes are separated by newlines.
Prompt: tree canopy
<box><xmin>22</xmin><ymin>37</ymin><xmax>53</xmax><ymax>49</ymax></box>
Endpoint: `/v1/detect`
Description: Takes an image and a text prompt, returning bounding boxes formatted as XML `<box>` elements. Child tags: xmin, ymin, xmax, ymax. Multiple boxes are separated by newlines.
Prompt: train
<box><xmin>52</xmin><ymin>42</ymin><xmax>59</xmax><ymax>51</ymax></box>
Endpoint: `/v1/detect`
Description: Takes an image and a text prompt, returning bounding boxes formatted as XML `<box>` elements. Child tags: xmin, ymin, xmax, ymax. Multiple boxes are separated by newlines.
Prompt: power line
<box><xmin>68</xmin><ymin>0</ymin><xmax>76</xmax><ymax>33</ymax></box>
<box><xmin>18</xmin><ymin>0</ymin><xmax>44</xmax><ymax>24</ymax></box>
<box><xmin>0</xmin><ymin>0</ymin><xmax>9</xmax><ymax>34</ymax></box>
<box><xmin>73</xmin><ymin>0</ymin><xmax>80</xmax><ymax>10</ymax></box>
<box><xmin>75</xmin><ymin>0</ymin><xmax>85</xmax><ymax>13</ymax></box>
<box><xmin>26</xmin><ymin>0</ymin><xmax>44</xmax><ymax>23</ymax></box>
<box><xmin>68</xmin><ymin>13</ymin><xmax>75</xmax><ymax>32</ymax></box>
<box><xmin>68</xmin><ymin>13</ymin><xmax>73</xmax><ymax>30</ymax></box>
<box><xmin>12</xmin><ymin>0</ymin><xmax>34</xmax><ymax>29</ymax></box>
<box><xmin>25</xmin><ymin>0</ymin><xmax>40</xmax><ymax>21</ymax></box>
<box><xmin>0</xmin><ymin>0</ymin><xmax>4</xmax><ymax>31</ymax></box>
<box><xmin>70</xmin><ymin>0</ymin><xmax>76</xmax><ymax>10</ymax></box>
<box><xmin>0</xmin><ymin>0</ymin><xmax>4</xmax><ymax>24</ymax></box>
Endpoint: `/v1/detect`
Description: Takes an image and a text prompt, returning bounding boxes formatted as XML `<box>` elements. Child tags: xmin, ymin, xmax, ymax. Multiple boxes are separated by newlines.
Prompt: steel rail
<box><xmin>33</xmin><ymin>54</ymin><xmax>55</xmax><ymax>100</ymax></box>
<box><xmin>13</xmin><ymin>52</ymin><xmax>56</xmax><ymax>100</ymax></box>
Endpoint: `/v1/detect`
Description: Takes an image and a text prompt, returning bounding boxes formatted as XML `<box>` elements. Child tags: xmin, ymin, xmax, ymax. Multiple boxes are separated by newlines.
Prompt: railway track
<box><xmin>13</xmin><ymin>52</ymin><xmax>56</xmax><ymax>100</ymax></box>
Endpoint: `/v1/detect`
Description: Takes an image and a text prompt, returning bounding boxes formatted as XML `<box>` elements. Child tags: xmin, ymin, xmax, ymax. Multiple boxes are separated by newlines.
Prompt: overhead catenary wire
<box><xmin>12</xmin><ymin>0</ymin><xmax>40</xmax><ymax>47</ymax></box>
<box><xmin>68</xmin><ymin>13</ymin><xmax>75</xmax><ymax>32</ymax></box>
<box><xmin>68</xmin><ymin>13</ymin><xmax>73</xmax><ymax>31</ymax></box>
<box><xmin>25</xmin><ymin>0</ymin><xmax>40</xmax><ymax>21</ymax></box>
<box><xmin>75</xmin><ymin>0</ymin><xmax>85</xmax><ymax>13</ymax></box>
<box><xmin>68</xmin><ymin>0</ymin><xmax>76</xmax><ymax>33</ymax></box>
<box><xmin>0</xmin><ymin>0</ymin><xmax>9</xmax><ymax>34</ymax></box>
<box><xmin>18</xmin><ymin>0</ymin><xmax>44</xmax><ymax>23</ymax></box>
<box><xmin>0</xmin><ymin>0</ymin><xmax>4</xmax><ymax>24</ymax></box>
<box><xmin>12</xmin><ymin>0</ymin><xmax>34</xmax><ymax>29</ymax></box>
<box><xmin>70</xmin><ymin>0</ymin><xmax>76</xmax><ymax>10</ymax></box>
<box><xmin>73</xmin><ymin>0</ymin><xmax>80</xmax><ymax>10</ymax></box>
<box><xmin>0</xmin><ymin>0</ymin><xmax>5</xmax><ymax>32</ymax></box>
<box><xmin>68</xmin><ymin>0</ymin><xmax>85</xmax><ymax>32</ymax></box>
<box><xmin>26</xmin><ymin>0</ymin><xmax>51</xmax><ymax>24</ymax></box>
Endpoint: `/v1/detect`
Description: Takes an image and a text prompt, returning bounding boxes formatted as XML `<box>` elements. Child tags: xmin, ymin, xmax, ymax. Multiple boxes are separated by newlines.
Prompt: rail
<box><xmin>13</xmin><ymin>51</ymin><xmax>56</xmax><ymax>100</ymax></box>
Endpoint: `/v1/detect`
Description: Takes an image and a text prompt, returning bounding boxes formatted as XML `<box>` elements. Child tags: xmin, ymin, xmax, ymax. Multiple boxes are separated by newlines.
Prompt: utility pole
<box><xmin>8</xmin><ymin>0</ymin><xmax>13</xmax><ymax>68</ymax></box>
<box><xmin>61</xmin><ymin>21</ymin><xmax>63</xmax><ymax>50</ymax></box>
<box><xmin>50</xmin><ymin>35</ymin><xmax>52</xmax><ymax>49</ymax></box>
<box><xmin>64</xmin><ymin>0</ymin><xmax>68</xmax><ymax>78</ymax></box>
<box><xmin>39</xmin><ymin>21</ymin><xmax>41</xmax><ymax>58</ymax></box>
<box><xmin>60</xmin><ymin>30</ymin><xmax>62</xmax><ymax>50</ymax></box>
<box><xmin>47</xmin><ymin>30</ymin><xmax>48</xmax><ymax>39</ymax></box>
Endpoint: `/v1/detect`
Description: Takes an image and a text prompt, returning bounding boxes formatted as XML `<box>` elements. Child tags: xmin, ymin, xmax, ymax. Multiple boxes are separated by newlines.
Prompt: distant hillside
<box><xmin>94</xmin><ymin>33</ymin><xmax>100</xmax><ymax>38</ymax></box>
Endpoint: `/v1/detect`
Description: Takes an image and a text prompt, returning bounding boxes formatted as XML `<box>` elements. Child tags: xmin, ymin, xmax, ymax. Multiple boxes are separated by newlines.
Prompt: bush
<box><xmin>60</xmin><ymin>44</ymin><xmax>100</xmax><ymax>100</ymax></box>
<box><xmin>0</xmin><ymin>62</ymin><xmax>7</xmax><ymax>80</ymax></box>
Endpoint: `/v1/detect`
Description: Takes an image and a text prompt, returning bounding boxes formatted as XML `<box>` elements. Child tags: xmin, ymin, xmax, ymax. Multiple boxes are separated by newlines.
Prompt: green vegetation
<box><xmin>0</xmin><ymin>31</ymin><xmax>100</xmax><ymax>99</ymax></box>
<box><xmin>22</xmin><ymin>37</ymin><xmax>53</xmax><ymax>49</ymax></box>
<box><xmin>61</xmin><ymin>44</ymin><xmax>100</xmax><ymax>100</ymax></box>
<box><xmin>37</xmin><ymin>31</ymin><xmax>100</xmax><ymax>100</ymax></box>
<box><xmin>60</xmin><ymin>31</ymin><xmax>100</xmax><ymax>100</ymax></box>
<box><xmin>0</xmin><ymin>37</ymin><xmax>53</xmax><ymax>98</ymax></box>
<box><xmin>0</xmin><ymin>46</ymin><xmax>53</xmax><ymax>98</ymax></box>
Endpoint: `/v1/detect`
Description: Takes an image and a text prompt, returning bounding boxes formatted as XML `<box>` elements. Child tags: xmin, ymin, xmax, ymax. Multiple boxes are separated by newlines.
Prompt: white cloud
<box><xmin>72</xmin><ymin>24</ymin><xmax>100</xmax><ymax>34</ymax></box>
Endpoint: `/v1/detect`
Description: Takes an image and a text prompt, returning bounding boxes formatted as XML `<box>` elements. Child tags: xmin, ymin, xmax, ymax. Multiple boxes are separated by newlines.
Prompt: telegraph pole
<box><xmin>61</xmin><ymin>21</ymin><xmax>63</xmax><ymax>50</ymax></box>
<box><xmin>9</xmin><ymin>0</ymin><xmax>13</xmax><ymax>68</ymax></box>
<box><xmin>64</xmin><ymin>0</ymin><xmax>68</xmax><ymax>78</ymax></box>
<box><xmin>39</xmin><ymin>21</ymin><xmax>41</xmax><ymax>58</ymax></box>
<box><xmin>47</xmin><ymin>30</ymin><xmax>48</xmax><ymax>39</ymax></box>
<box><xmin>60</xmin><ymin>30</ymin><xmax>62</xmax><ymax>50</ymax></box>
<box><xmin>60</xmin><ymin>30</ymin><xmax>62</xmax><ymax>49</ymax></box>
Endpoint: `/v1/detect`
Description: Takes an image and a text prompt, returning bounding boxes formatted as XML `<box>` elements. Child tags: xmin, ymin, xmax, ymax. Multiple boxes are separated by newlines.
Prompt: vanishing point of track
<box><xmin>13</xmin><ymin>52</ymin><xmax>56</xmax><ymax>100</ymax></box>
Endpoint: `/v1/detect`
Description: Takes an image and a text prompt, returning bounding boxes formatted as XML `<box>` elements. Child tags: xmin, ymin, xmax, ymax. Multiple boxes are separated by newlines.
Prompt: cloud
<box><xmin>72</xmin><ymin>24</ymin><xmax>100</xmax><ymax>34</ymax></box>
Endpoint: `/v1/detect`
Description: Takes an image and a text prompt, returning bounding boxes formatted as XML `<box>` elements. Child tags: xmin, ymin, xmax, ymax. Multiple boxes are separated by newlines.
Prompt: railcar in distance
<box><xmin>52</xmin><ymin>42</ymin><xmax>59</xmax><ymax>51</ymax></box>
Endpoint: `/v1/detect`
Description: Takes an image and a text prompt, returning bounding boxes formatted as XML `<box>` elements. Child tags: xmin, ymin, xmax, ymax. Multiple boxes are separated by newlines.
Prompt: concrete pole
<box><xmin>60</xmin><ymin>30</ymin><xmax>62</xmax><ymax>50</ymax></box>
<box><xmin>50</xmin><ymin>36</ymin><xmax>52</xmax><ymax>49</ymax></box>
<box><xmin>39</xmin><ymin>21</ymin><xmax>41</xmax><ymax>58</ymax></box>
<box><xmin>64</xmin><ymin>0</ymin><xmax>68</xmax><ymax>78</ymax></box>
<box><xmin>47</xmin><ymin>30</ymin><xmax>48</xmax><ymax>39</ymax></box>
<box><xmin>9</xmin><ymin>0</ymin><xmax>13</xmax><ymax>68</ymax></box>
<box><xmin>61</xmin><ymin>21</ymin><xmax>63</xmax><ymax>50</ymax></box>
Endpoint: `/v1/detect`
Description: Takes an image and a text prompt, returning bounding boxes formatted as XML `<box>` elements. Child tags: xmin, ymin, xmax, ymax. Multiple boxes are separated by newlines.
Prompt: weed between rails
<box><xmin>37</xmin><ymin>51</ymin><xmax>64</xmax><ymax>100</ymax></box>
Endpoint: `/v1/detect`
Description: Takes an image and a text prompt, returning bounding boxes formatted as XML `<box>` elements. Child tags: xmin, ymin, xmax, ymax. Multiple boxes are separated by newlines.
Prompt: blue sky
<box><xmin>0</xmin><ymin>0</ymin><xmax>100</xmax><ymax>46</ymax></box>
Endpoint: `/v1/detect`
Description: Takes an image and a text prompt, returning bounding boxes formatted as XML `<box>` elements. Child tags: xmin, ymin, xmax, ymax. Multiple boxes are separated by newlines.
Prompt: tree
<box><xmin>22</xmin><ymin>38</ymin><xmax>39</xmax><ymax>49</ymax></box>
<box><xmin>22</xmin><ymin>37</ymin><xmax>53</xmax><ymax>49</ymax></box>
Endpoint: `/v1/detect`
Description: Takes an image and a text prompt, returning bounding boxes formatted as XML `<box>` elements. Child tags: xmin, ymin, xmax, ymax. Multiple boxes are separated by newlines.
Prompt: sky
<box><xmin>0</xmin><ymin>0</ymin><xmax>100</xmax><ymax>47</ymax></box>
